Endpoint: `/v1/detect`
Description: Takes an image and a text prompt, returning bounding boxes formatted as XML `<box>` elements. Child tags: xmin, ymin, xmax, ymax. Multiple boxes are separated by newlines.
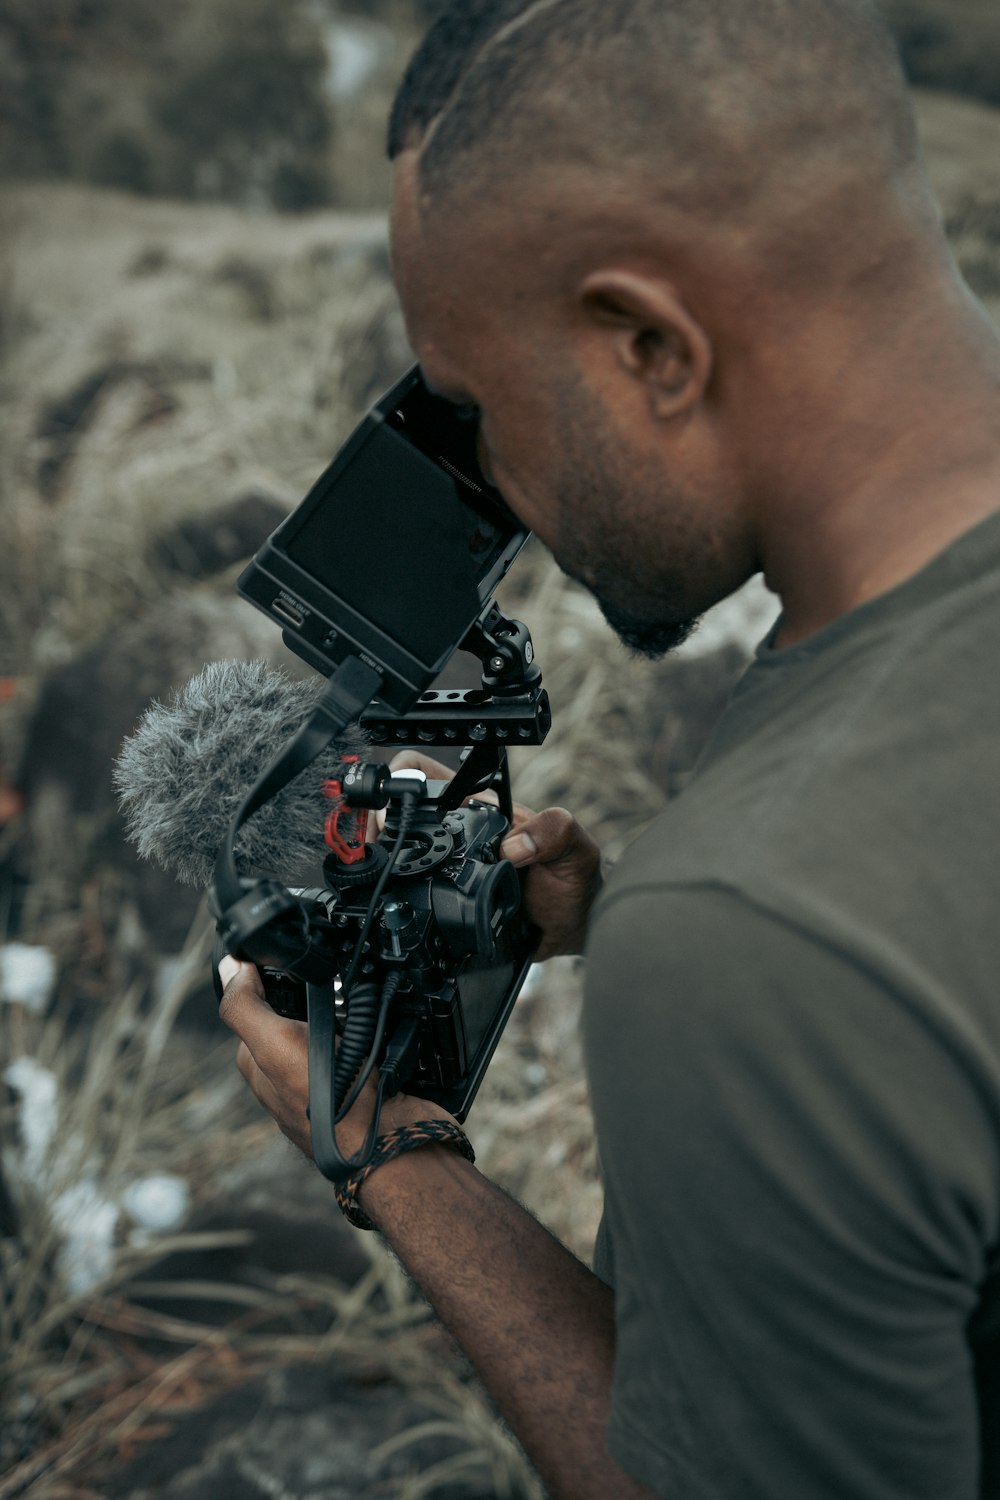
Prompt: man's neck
<box><xmin>753</xmin><ymin>287</ymin><xmax>1000</xmax><ymax>647</ymax></box>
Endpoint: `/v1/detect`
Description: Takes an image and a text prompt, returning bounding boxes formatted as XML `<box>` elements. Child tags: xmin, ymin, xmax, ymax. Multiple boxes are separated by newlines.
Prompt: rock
<box><xmin>885</xmin><ymin>0</ymin><xmax>1000</xmax><ymax>109</ymax></box>
<box><xmin>103</xmin><ymin>1135</ymin><xmax>513</xmax><ymax>1500</ymax></box>
<box><xmin>8</xmin><ymin>590</ymin><xmax>302</xmax><ymax>951</ymax></box>
<box><xmin>150</xmin><ymin>492</ymin><xmax>287</xmax><ymax>580</ymax></box>
<box><xmin>128</xmin><ymin>1137</ymin><xmax>372</xmax><ymax>1320</ymax></box>
<box><xmin>101</xmin><ymin>1363</ymin><xmax>499</xmax><ymax>1500</ymax></box>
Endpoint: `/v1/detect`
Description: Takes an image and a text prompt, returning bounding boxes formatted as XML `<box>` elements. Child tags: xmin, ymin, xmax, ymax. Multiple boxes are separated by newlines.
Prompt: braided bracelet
<box><xmin>334</xmin><ymin>1120</ymin><xmax>476</xmax><ymax>1231</ymax></box>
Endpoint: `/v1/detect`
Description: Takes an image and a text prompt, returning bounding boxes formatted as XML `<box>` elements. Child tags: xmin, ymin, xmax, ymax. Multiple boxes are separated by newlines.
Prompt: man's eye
<box><xmin>453</xmin><ymin>404</ymin><xmax>480</xmax><ymax>425</ymax></box>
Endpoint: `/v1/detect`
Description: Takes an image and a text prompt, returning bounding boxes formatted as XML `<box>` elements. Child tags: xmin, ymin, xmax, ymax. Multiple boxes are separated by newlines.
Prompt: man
<box><xmin>217</xmin><ymin>2</ymin><xmax>1000</xmax><ymax>1494</ymax></box>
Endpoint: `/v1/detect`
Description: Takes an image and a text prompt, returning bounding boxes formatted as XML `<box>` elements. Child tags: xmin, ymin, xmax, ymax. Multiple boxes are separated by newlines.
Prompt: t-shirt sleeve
<box><xmin>582</xmin><ymin>883</ymin><xmax>998</xmax><ymax>1500</ymax></box>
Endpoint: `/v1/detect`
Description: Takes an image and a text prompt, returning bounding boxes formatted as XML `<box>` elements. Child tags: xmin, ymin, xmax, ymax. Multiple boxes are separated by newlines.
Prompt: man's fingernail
<box><xmin>502</xmin><ymin>832</ymin><xmax>537</xmax><ymax>865</ymax></box>
<box><xmin>218</xmin><ymin>955</ymin><xmax>241</xmax><ymax>989</ymax></box>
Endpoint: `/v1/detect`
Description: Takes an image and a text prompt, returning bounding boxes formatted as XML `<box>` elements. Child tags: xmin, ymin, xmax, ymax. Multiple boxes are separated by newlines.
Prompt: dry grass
<box><xmin>1</xmin><ymin>185</ymin><xmax>399</xmax><ymax>683</ymax></box>
<box><xmin>0</xmin><ymin>913</ymin><xmax>242</xmax><ymax>1488</ymax></box>
<box><xmin>0</xmin><ymin>897</ymin><xmax>552</xmax><ymax>1499</ymax></box>
<box><xmin>0</xmin><ymin>1245</ymin><xmax>545</xmax><ymax>1500</ymax></box>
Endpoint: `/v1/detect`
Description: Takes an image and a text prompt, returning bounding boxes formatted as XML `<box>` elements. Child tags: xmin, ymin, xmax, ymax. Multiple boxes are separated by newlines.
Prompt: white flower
<box><xmin>3</xmin><ymin>1057</ymin><xmax>58</xmax><ymax>1180</ymax></box>
<box><xmin>51</xmin><ymin>1179</ymin><xmax>119</xmax><ymax>1297</ymax></box>
<box><xmin>122</xmin><ymin>1174</ymin><xmax>189</xmax><ymax>1233</ymax></box>
<box><xmin>0</xmin><ymin>944</ymin><xmax>57</xmax><ymax>1013</ymax></box>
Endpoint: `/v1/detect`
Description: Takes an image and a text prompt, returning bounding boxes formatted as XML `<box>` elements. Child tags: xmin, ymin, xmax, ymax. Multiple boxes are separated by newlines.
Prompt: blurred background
<box><xmin>1</xmin><ymin>2</ymin><xmax>999</xmax><ymax>1496</ymax></box>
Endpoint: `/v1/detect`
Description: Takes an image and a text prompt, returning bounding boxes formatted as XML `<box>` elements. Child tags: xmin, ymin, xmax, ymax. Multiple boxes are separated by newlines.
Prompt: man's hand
<box><xmin>217</xmin><ymin>955</ymin><xmax>455</xmax><ymax>1162</ymax></box>
<box><xmin>386</xmin><ymin>751</ymin><xmax>603</xmax><ymax>960</ymax></box>
<box><xmin>217</xmin><ymin>958</ymin><xmax>312</xmax><ymax>1152</ymax></box>
<box><xmin>218</xmin><ymin>761</ymin><xmax>600</xmax><ymax>1162</ymax></box>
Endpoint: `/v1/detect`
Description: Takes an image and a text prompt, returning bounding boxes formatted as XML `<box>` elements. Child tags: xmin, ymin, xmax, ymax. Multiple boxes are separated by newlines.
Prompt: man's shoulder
<box><xmin>583</xmin><ymin>878</ymin><xmax>1000</xmax><ymax>1258</ymax></box>
<box><xmin>582</xmin><ymin>880</ymin><xmax>998</xmax><ymax>1500</ymax></box>
<box><xmin>600</xmin><ymin>538</ymin><xmax>1000</xmax><ymax>935</ymax></box>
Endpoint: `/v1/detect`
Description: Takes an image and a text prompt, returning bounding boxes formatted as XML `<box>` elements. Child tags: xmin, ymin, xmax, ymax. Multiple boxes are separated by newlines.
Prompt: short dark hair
<box><xmin>387</xmin><ymin>1</ymin><xmax>536</xmax><ymax>159</ymax></box>
<box><xmin>387</xmin><ymin>0</ymin><xmax>918</xmax><ymax>225</ymax></box>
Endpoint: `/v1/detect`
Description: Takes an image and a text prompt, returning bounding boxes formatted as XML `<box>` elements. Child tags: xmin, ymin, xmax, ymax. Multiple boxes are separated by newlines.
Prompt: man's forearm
<box><xmin>216</xmin><ymin>948</ymin><xmax>653</xmax><ymax>1495</ymax></box>
<box><xmin>359</xmin><ymin>1146</ymin><xmax>657</xmax><ymax>1500</ymax></box>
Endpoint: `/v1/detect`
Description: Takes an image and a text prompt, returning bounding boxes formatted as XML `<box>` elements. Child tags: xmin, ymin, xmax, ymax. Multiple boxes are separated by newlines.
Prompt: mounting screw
<box><xmin>489</xmin><ymin>655</ymin><xmax>506</xmax><ymax>673</ymax></box>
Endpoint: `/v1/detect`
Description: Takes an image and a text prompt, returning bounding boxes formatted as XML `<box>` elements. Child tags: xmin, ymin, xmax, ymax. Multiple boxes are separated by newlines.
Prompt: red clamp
<box><xmin>323</xmin><ymin>756</ymin><xmax>370</xmax><ymax>864</ymax></box>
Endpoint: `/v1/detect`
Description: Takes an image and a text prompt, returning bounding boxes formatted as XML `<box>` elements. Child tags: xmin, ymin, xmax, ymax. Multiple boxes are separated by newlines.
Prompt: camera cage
<box><xmin>213</xmin><ymin>600</ymin><xmax>550</xmax><ymax>1184</ymax></box>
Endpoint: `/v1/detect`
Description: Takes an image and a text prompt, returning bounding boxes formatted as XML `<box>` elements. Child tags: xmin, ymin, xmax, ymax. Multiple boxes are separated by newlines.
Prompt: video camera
<box><xmin>211</xmin><ymin>366</ymin><xmax>550</xmax><ymax>1183</ymax></box>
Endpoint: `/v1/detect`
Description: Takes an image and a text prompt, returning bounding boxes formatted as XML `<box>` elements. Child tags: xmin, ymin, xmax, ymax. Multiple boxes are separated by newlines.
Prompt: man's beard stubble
<box><xmin>593</xmin><ymin>593</ymin><xmax>699</xmax><ymax>659</ymax></box>
<box><xmin>551</xmin><ymin>400</ymin><xmax>702</xmax><ymax>660</ymax></box>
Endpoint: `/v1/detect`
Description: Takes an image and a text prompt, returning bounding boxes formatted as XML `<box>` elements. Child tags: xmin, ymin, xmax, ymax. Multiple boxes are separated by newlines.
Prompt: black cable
<box><xmin>310</xmin><ymin>963</ymin><xmax>416</xmax><ymax>1183</ymax></box>
<box><xmin>309</xmin><ymin>964</ymin><xmax>411</xmax><ymax>1181</ymax></box>
<box><xmin>310</xmin><ymin>976</ymin><xmax>387</xmax><ymax>1182</ymax></box>
<box><xmin>340</xmin><ymin>1070</ymin><xmax>390</xmax><ymax>1178</ymax></box>
<box><xmin>335</xmin><ymin>969</ymin><xmax>401</xmax><ymax>1121</ymax></box>
<box><xmin>339</xmin><ymin>791</ymin><xmax>420</xmax><ymax>1002</ymax></box>
<box><xmin>331</xmin><ymin>981</ymin><xmax>380</xmax><ymax>1111</ymax></box>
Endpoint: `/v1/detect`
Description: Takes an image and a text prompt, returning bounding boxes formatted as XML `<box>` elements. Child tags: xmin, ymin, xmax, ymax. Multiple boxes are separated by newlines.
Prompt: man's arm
<box><xmin>219</xmin><ymin>961</ymin><xmax>658</xmax><ymax>1500</ymax></box>
<box><xmin>217</xmin><ymin>779</ymin><xmax>657</xmax><ymax>1499</ymax></box>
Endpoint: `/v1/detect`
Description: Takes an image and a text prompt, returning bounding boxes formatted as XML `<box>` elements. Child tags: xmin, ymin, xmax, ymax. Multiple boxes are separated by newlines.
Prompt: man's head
<box><xmin>387</xmin><ymin>0</ymin><xmax>944</xmax><ymax>654</ymax></box>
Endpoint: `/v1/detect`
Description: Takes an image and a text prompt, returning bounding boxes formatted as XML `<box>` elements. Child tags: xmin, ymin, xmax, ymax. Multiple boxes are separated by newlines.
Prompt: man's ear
<box><xmin>578</xmin><ymin>269</ymin><xmax>713</xmax><ymax>416</ymax></box>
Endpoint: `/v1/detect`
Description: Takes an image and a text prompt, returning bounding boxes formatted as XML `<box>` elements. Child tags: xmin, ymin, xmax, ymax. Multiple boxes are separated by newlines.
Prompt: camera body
<box><xmin>247</xmin><ymin>778</ymin><xmax>535</xmax><ymax>1121</ymax></box>
<box><xmin>339</xmin><ymin>790</ymin><xmax>532</xmax><ymax>1119</ymax></box>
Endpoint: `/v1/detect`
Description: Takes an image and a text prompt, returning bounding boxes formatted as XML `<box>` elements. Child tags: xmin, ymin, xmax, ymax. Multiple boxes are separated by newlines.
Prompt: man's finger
<box><xmin>218</xmin><ymin>958</ymin><xmax>296</xmax><ymax>1059</ymax></box>
<box><xmin>234</xmin><ymin>1040</ymin><xmax>312</xmax><ymax>1151</ymax></box>
<box><xmin>389</xmin><ymin>750</ymin><xmax>454</xmax><ymax>779</ymax></box>
<box><xmin>235</xmin><ymin>1038</ymin><xmax>256</xmax><ymax>1083</ymax></box>
<box><xmin>502</xmin><ymin>806</ymin><xmax>579</xmax><ymax>867</ymax></box>
<box><xmin>383</xmin><ymin>749</ymin><xmax>502</xmax><ymax>822</ymax></box>
<box><xmin>236</xmin><ymin>1038</ymin><xmax>288</xmax><ymax>1112</ymax></box>
<box><xmin>501</xmin><ymin>828</ymin><xmax>539</xmax><ymax>866</ymax></box>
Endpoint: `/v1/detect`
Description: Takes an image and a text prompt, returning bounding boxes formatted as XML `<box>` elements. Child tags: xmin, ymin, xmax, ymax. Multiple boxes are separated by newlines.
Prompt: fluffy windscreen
<box><xmin>113</xmin><ymin>659</ymin><xmax>366</xmax><ymax>887</ymax></box>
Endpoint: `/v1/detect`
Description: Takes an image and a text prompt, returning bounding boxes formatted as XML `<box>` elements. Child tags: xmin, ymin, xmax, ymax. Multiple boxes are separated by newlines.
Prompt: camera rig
<box><xmin>212</xmin><ymin>603</ymin><xmax>550</xmax><ymax>1184</ymax></box>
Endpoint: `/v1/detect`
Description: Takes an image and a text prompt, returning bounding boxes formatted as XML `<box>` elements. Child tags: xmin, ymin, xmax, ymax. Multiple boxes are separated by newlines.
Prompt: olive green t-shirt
<box><xmin>583</xmin><ymin>510</ymin><xmax>1000</xmax><ymax>1499</ymax></box>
